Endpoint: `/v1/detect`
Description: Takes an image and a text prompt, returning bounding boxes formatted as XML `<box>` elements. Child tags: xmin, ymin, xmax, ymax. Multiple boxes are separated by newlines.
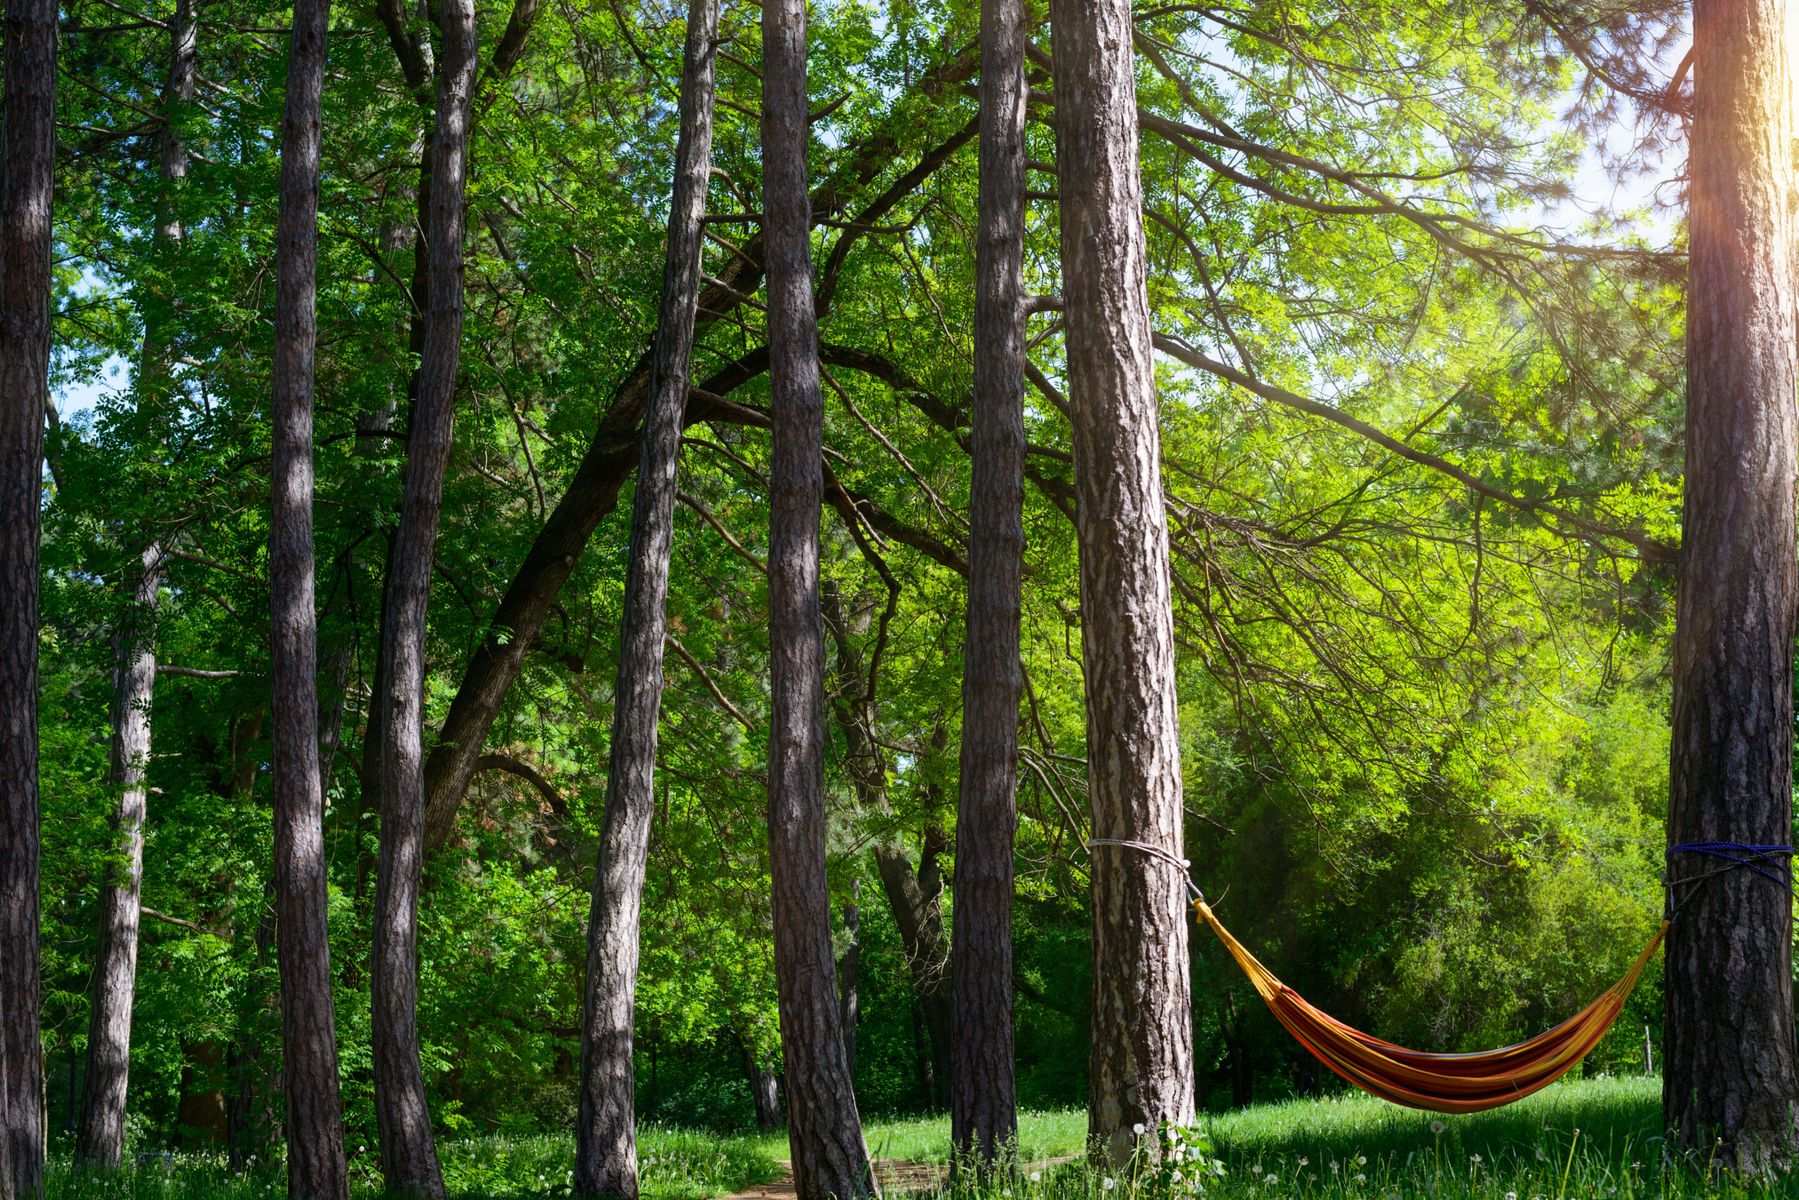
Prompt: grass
<box><xmin>39</xmin><ymin>1077</ymin><xmax>1799</xmax><ymax>1200</ymax></box>
<box><xmin>43</xmin><ymin>1125</ymin><xmax>781</xmax><ymax>1200</ymax></box>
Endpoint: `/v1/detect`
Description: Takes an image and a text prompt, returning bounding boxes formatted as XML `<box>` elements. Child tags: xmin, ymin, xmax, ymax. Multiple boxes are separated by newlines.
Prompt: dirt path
<box><xmin>725</xmin><ymin>1160</ymin><xmax>943</xmax><ymax>1200</ymax></box>
<box><xmin>727</xmin><ymin>1156</ymin><xmax>1077</xmax><ymax>1200</ymax></box>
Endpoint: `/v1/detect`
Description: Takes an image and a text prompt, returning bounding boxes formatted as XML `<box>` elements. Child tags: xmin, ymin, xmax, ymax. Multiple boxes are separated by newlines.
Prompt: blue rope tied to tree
<box><xmin>1665</xmin><ymin>842</ymin><xmax>1797</xmax><ymax>919</ymax></box>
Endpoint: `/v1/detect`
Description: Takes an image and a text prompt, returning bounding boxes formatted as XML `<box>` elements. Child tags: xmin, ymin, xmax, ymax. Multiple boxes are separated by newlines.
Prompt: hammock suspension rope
<box><xmin>1087</xmin><ymin>837</ymin><xmax>1795</xmax><ymax>1115</ymax></box>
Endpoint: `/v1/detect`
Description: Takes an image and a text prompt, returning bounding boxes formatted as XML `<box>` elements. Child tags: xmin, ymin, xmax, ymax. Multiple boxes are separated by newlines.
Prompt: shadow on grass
<box><xmin>1202</xmin><ymin>1073</ymin><xmax>1667</xmax><ymax>1168</ymax></box>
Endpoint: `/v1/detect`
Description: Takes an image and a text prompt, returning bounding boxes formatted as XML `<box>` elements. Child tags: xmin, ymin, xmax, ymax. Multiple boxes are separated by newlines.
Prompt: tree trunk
<box><xmin>950</xmin><ymin>0</ymin><xmax>1027</xmax><ymax>1170</ymax></box>
<box><xmin>870</xmin><ymin>843</ymin><xmax>950</xmax><ymax>1102</ymax></box>
<box><xmin>77</xmin><ymin>2</ymin><xmax>194</xmax><ymax>1158</ymax></box>
<box><xmin>269</xmin><ymin>3</ymin><xmax>350</xmax><ymax>1197</ymax></box>
<box><xmin>735</xmin><ymin>1032</ymin><xmax>784</xmax><ymax>1132</ymax></box>
<box><xmin>762</xmin><ymin>1</ymin><xmax>876</xmax><ymax>1195</ymax></box>
<box><xmin>1663</xmin><ymin>0</ymin><xmax>1799</xmax><ymax>1173</ymax></box>
<box><xmin>820</xmin><ymin>585</ymin><xmax>954</xmax><ymax>1104</ymax></box>
<box><xmin>370</xmin><ymin>2</ymin><xmax>476</xmax><ymax>1194</ymax></box>
<box><xmin>838</xmin><ymin>883</ymin><xmax>859</xmax><ymax>1084</ymax></box>
<box><xmin>574</xmin><ymin>1</ymin><xmax>718</xmax><ymax>1195</ymax></box>
<box><xmin>76</xmin><ymin>546</ymin><xmax>163</xmax><ymax>1167</ymax></box>
<box><xmin>1048</xmin><ymin>0</ymin><xmax>1195</xmax><ymax>1163</ymax></box>
<box><xmin>0</xmin><ymin>0</ymin><xmax>57</xmax><ymax>1192</ymax></box>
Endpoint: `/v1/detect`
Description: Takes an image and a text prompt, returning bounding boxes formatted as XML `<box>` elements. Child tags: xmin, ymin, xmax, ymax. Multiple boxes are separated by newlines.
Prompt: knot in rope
<box><xmin>1085</xmin><ymin>837</ymin><xmax>1202</xmax><ymax>901</ymax></box>
<box><xmin>1664</xmin><ymin>841</ymin><xmax>1797</xmax><ymax>920</ymax></box>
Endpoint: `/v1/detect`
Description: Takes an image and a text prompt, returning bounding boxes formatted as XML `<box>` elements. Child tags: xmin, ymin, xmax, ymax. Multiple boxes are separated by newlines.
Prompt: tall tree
<box><xmin>76</xmin><ymin>545</ymin><xmax>164</xmax><ymax>1166</ymax></box>
<box><xmin>1663</xmin><ymin>0</ymin><xmax>1798</xmax><ymax>1171</ymax></box>
<box><xmin>269</xmin><ymin>0</ymin><xmax>350</xmax><ymax>1196</ymax></box>
<box><xmin>77</xmin><ymin>0</ymin><xmax>195</xmax><ymax>1160</ymax></box>
<box><xmin>0</xmin><ymin>0</ymin><xmax>57</xmax><ymax>1192</ymax></box>
<box><xmin>370</xmin><ymin>0</ymin><xmax>476</xmax><ymax>1193</ymax></box>
<box><xmin>574</xmin><ymin>0</ymin><xmax>719</xmax><ymax>1195</ymax></box>
<box><xmin>950</xmin><ymin>0</ymin><xmax>1027</xmax><ymax>1171</ymax></box>
<box><xmin>1049</xmin><ymin>0</ymin><xmax>1195</xmax><ymax>1163</ymax></box>
<box><xmin>761</xmin><ymin>0</ymin><xmax>877</xmax><ymax>1196</ymax></box>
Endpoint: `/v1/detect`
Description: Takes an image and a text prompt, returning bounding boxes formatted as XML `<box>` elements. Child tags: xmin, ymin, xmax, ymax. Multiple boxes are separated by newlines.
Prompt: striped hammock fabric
<box><xmin>1194</xmin><ymin>899</ymin><xmax>1667</xmax><ymax>1113</ymax></box>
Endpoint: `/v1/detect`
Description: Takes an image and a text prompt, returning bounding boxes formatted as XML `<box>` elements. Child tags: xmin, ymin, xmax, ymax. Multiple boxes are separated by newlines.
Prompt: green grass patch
<box><xmin>927</xmin><ymin>1077</ymin><xmax>1788</xmax><ymax>1200</ymax></box>
<box><xmin>45</xmin><ymin>1125</ymin><xmax>782</xmax><ymax>1200</ymax></box>
<box><xmin>40</xmin><ymin>1077</ymin><xmax>1799</xmax><ymax>1200</ymax></box>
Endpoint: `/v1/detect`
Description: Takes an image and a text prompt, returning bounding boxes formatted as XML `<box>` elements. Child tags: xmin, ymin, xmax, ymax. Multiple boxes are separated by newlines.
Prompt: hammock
<box><xmin>1195</xmin><ymin>898</ymin><xmax>1667</xmax><ymax>1113</ymax></box>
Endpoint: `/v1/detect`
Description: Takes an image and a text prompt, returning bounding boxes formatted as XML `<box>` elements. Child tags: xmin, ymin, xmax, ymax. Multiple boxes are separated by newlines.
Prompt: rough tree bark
<box><xmin>268</xmin><ymin>1</ymin><xmax>350</xmax><ymax>1196</ymax></box>
<box><xmin>762</xmin><ymin>1</ymin><xmax>877</xmax><ymax>1195</ymax></box>
<box><xmin>1049</xmin><ymin>0</ymin><xmax>1195</xmax><ymax>1163</ymax></box>
<box><xmin>950</xmin><ymin>0</ymin><xmax>1027</xmax><ymax>1170</ymax></box>
<box><xmin>370</xmin><ymin>1</ymin><xmax>476</xmax><ymax>1194</ymax></box>
<box><xmin>574</xmin><ymin>1</ymin><xmax>718</xmax><ymax>1196</ymax></box>
<box><xmin>77</xmin><ymin>2</ymin><xmax>194</xmax><ymax>1159</ymax></box>
<box><xmin>1663</xmin><ymin>0</ymin><xmax>1799</xmax><ymax>1172</ymax></box>
<box><xmin>0</xmin><ymin>0</ymin><xmax>57</xmax><ymax>1192</ymax></box>
<box><xmin>76</xmin><ymin>546</ymin><xmax>164</xmax><ymax>1166</ymax></box>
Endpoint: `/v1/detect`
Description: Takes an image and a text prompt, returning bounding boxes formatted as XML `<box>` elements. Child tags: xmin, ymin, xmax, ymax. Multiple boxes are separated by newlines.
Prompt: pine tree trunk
<box><xmin>0</xmin><ymin>0</ymin><xmax>57</xmax><ymax>1192</ymax></box>
<box><xmin>269</xmin><ymin>2</ymin><xmax>350</xmax><ymax>1197</ymax></box>
<box><xmin>1663</xmin><ymin>0</ymin><xmax>1799</xmax><ymax>1173</ymax></box>
<box><xmin>77</xmin><ymin>4</ymin><xmax>194</xmax><ymax>1158</ymax></box>
<box><xmin>574</xmin><ymin>1</ymin><xmax>718</xmax><ymax>1195</ymax></box>
<box><xmin>1048</xmin><ymin>0</ymin><xmax>1195</xmax><ymax>1164</ymax></box>
<box><xmin>762</xmin><ymin>1</ymin><xmax>876</xmax><ymax>1195</ymax></box>
<box><xmin>76</xmin><ymin>546</ymin><xmax>163</xmax><ymax>1167</ymax></box>
<box><xmin>950</xmin><ymin>0</ymin><xmax>1026</xmax><ymax>1170</ymax></box>
<box><xmin>370</xmin><ymin>2</ymin><xmax>475</xmax><ymax>1194</ymax></box>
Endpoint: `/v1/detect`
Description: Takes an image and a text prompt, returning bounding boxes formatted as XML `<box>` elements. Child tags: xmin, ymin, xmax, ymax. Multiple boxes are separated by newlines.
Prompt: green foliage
<box><xmin>36</xmin><ymin>0</ymin><xmax>1694</xmax><ymax>1156</ymax></box>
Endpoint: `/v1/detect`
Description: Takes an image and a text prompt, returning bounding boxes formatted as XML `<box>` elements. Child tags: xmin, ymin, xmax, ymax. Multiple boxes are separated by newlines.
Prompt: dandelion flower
<box><xmin>1506</xmin><ymin>1192</ymin><xmax>1518</xmax><ymax>1200</ymax></box>
<box><xmin>1133</xmin><ymin>1123</ymin><xmax>1146</xmax><ymax>1136</ymax></box>
<box><xmin>1102</xmin><ymin>1177</ymin><xmax>1117</xmax><ymax>1192</ymax></box>
<box><xmin>1355</xmin><ymin>1174</ymin><xmax>1366</xmax><ymax>1184</ymax></box>
<box><xmin>1031</xmin><ymin>1172</ymin><xmax>1043</xmax><ymax>1183</ymax></box>
<box><xmin>1429</xmin><ymin>1121</ymin><xmax>1445</xmax><ymax>1135</ymax></box>
<box><xmin>1262</xmin><ymin>1174</ymin><xmax>1278</xmax><ymax>1186</ymax></box>
<box><xmin>1355</xmin><ymin>1155</ymin><xmax>1366</xmax><ymax>1166</ymax></box>
<box><xmin>1297</xmin><ymin>1157</ymin><xmax>1308</xmax><ymax>1167</ymax></box>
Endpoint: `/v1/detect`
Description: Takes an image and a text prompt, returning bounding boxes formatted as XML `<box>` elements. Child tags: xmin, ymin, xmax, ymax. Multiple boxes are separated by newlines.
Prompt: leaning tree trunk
<box><xmin>76</xmin><ymin>546</ymin><xmax>164</xmax><ymax>1166</ymax></box>
<box><xmin>1048</xmin><ymin>0</ymin><xmax>1195</xmax><ymax>1164</ymax></box>
<box><xmin>574</xmin><ymin>1</ymin><xmax>719</xmax><ymax>1195</ymax></box>
<box><xmin>370</xmin><ymin>2</ymin><xmax>475</xmax><ymax>1194</ymax></box>
<box><xmin>1663</xmin><ymin>0</ymin><xmax>1799</xmax><ymax>1173</ymax></box>
<box><xmin>870</xmin><ymin>840</ymin><xmax>950</xmax><ymax>1099</ymax></box>
<box><xmin>762</xmin><ymin>1</ymin><xmax>876</xmax><ymax>1196</ymax></box>
<box><xmin>269</xmin><ymin>2</ymin><xmax>350</xmax><ymax>1197</ymax></box>
<box><xmin>77</xmin><ymin>1</ymin><xmax>193</xmax><ymax>1158</ymax></box>
<box><xmin>950</xmin><ymin>0</ymin><xmax>1027</xmax><ymax>1171</ymax></box>
<box><xmin>821</xmin><ymin>585</ymin><xmax>954</xmax><ymax>1101</ymax></box>
<box><xmin>0</xmin><ymin>0</ymin><xmax>57</xmax><ymax>1193</ymax></box>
